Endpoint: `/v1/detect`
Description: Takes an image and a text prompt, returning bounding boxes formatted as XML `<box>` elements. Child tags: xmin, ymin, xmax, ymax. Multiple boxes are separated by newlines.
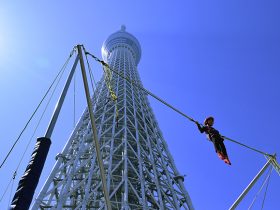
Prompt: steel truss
<box><xmin>31</xmin><ymin>27</ymin><xmax>193</xmax><ymax>210</ymax></box>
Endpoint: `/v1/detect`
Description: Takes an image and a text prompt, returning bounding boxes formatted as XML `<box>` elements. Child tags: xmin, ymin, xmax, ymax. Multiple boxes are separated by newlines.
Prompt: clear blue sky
<box><xmin>0</xmin><ymin>1</ymin><xmax>280</xmax><ymax>209</ymax></box>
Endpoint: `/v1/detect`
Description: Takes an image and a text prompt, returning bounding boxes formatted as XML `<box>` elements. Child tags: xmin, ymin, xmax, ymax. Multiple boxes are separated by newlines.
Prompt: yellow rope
<box><xmin>102</xmin><ymin>64</ymin><xmax>119</xmax><ymax>125</ymax></box>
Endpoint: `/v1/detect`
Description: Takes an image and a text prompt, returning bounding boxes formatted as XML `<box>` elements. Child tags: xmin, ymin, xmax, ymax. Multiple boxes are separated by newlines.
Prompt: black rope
<box><xmin>0</xmin><ymin>48</ymin><xmax>76</xmax><ymax>169</ymax></box>
<box><xmin>84</xmin><ymin>50</ymin><xmax>274</xmax><ymax>158</ymax></box>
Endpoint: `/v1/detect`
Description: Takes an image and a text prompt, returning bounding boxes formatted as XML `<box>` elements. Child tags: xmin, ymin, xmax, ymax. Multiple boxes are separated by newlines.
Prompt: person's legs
<box><xmin>219</xmin><ymin>141</ymin><xmax>231</xmax><ymax>165</ymax></box>
<box><xmin>212</xmin><ymin>139</ymin><xmax>225</xmax><ymax>160</ymax></box>
<box><xmin>213</xmin><ymin>139</ymin><xmax>231</xmax><ymax>165</ymax></box>
<box><xmin>219</xmin><ymin>141</ymin><xmax>228</xmax><ymax>158</ymax></box>
<box><xmin>212</xmin><ymin>138</ymin><xmax>220</xmax><ymax>152</ymax></box>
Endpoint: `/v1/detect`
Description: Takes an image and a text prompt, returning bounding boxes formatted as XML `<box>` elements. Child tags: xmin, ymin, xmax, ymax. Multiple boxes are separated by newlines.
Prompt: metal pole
<box><xmin>77</xmin><ymin>45</ymin><xmax>112</xmax><ymax>210</ymax></box>
<box><xmin>45</xmin><ymin>55</ymin><xmax>79</xmax><ymax>138</ymax></box>
<box><xmin>10</xmin><ymin>55</ymin><xmax>79</xmax><ymax>210</ymax></box>
<box><xmin>229</xmin><ymin>157</ymin><xmax>273</xmax><ymax>210</ymax></box>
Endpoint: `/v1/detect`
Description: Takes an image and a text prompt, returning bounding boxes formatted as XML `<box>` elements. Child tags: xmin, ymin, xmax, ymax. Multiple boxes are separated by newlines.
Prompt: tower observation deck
<box><xmin>102</xmin><ymin>25</ymin><xmax>141</xmax><ymax>65</ymax></box>
<box><xmin>31</xmin><ymin>26</ymin><xmax>194</xmax><ymax>210</ymax></box>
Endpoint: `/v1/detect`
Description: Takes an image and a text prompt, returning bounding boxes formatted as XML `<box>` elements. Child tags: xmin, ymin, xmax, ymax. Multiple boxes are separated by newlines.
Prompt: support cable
<box><xmin>83</xmin><ymin>46</ymin><xmax>97</xmax><ymax>92</ymax></box>
<box><xmin>261</xmin><ymin>165</ymin><xmax>272</xmax><ymax>210</ymax></box>
<box><xmin>6</xmin><ymin>60</ymin><xmax>68</xmax><ymax>196</ymax></box>
<box><xmin>84</xmin><ymin>50</ymin><xmax>274</xmax><ymax>158</ymax></box>
<box><xmin>8</xmin><ymin>172</ymin><xmax>16</xmax><ymax>209</ymax></box>
<box><xmin>1</xmin><ymin>48</ymin><xmax>73</xmax><ymax>205</ymax></box>
<box><xmin>84</xmin><ymin>50</ymin><xmax>101</xmax><ymax>105</ymax></box>
<box><xmin>248</xmin><ymin>165</ymin><xmax>273</xmax><ymax>209</ymax></box>
<box><xmin>18</xmin><ymin>56</ymin><xmax>67</xmax><ymax>170</ymax></box>
<box><xmin>220</xmin><ymin>136</ymin><xmax>272</xmax><ymax>157</ymax></box>
<box><xmin>0</xmin><ymin>48</ymin><xmax>76</xmax><ymax>169</ymax></box>
<box><xmin>0</xmin><ymin>177</ymin><xmax>13</xmax><ymax>202</ymax></box>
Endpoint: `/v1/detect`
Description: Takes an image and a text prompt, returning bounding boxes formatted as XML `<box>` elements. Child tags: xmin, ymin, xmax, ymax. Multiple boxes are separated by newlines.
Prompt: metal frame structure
<box><xmin>31</xmin><ymin>26</ymin><xmax>193</xmax><ymax>210</ymax></box>
<box><xmin>229</xmin><ymin>154</ymin><xmax>280</xmax><ymax>209</ymax></box>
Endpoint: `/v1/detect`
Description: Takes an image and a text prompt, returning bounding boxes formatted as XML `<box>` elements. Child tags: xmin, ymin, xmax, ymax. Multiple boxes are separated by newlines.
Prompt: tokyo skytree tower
<box><xmin>31</xmin><ymin>26</ymin><xmax>194</xmax><ymax>210</ymax></box>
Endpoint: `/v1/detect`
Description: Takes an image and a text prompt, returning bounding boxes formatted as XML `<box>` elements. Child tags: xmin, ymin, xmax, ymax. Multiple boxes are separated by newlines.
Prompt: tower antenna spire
<box><xmin>121</xmin><ymin>25</ymin><xmax>126</xmax><ymax>31</ymax></box>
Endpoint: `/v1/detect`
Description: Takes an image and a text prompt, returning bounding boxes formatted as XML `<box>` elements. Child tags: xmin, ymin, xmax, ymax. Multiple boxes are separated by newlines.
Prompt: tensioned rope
<box><xmin>0</xmin><ymin>174</ymin><xmax>13</xmax><ymax>202</ymax></box>
<box><xmin>8</xmin><ymin>174</ymin><xmax>15</xmax><ymax>209</ymax></box>
<box><xmin>248</xmin><ymin>165</ymin><xmax>273</xmax><ymax>210</ymax></box>
<box><xmin>84</xmin><ymin>47</ymin><xmax>102</xmax><ymax>108</ymax></box>
<box><xmin>0</xmin><ymin>47</ymin><xmax>76</xmax><ymax>169</ymax></box>
<box><xmin>261</xmin><ymin>165</ymin><xmax>272</xmax><ymax>209</ymax></box>
<box><xmin>84</xmin><ymin>50</ymin><xmax>274</xmax><ymax>158</ymax></box>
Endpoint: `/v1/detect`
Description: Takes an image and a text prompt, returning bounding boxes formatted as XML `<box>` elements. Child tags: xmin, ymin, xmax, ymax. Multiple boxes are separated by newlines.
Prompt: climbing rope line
<box><xmin>84</xmin><ymin>50</ymin><xmax>274</xmax><ymax>158</ymax></box>
<box><xmin>221</xmin><ymin>136</ymin><xmax>272</xmax><ymax>157</ymax></box>
<box><xmin>0</xmin><ymin>47</ymin><xmax>76</xmax><ymax>169</ymax></box>
<box><xmin>248</xmin><ymin>165</ymin><xmax>273</xmax><ymax>210</ymax></box>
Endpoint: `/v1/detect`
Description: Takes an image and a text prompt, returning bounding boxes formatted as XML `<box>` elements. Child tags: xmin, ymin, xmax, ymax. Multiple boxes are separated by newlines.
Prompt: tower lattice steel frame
<box><xmin>31</xmin><ymin>26</ymin><xmax>194</xmax><ymax>210</ymax></box>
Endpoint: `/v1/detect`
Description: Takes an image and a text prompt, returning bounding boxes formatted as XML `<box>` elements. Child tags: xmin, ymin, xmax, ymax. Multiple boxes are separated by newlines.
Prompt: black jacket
<box><xmin>196</xmin><ymin>123</ymin><xmax>223</xmax><ymax>141</ymax></box>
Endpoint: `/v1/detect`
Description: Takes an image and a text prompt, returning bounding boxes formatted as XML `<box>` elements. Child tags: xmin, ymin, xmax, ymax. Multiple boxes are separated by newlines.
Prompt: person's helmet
<box><xmin>204</xmin><ymin>116</ymin><xmax>214</xmax><ymax>125</ymax></box>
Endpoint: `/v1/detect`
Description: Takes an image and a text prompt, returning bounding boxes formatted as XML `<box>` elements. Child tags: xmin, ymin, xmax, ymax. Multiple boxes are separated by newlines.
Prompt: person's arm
<box><xmin>195</xmin><ymin>121</ymin><xmax>205</xmax><ymax>133</ymax></box>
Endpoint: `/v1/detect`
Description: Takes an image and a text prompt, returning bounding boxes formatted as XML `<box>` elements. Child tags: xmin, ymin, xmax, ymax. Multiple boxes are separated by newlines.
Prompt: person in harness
<box><xmin>195</xmin><ymin>116</ymin><xmax>231</xmax><ymax>165</ymax></box>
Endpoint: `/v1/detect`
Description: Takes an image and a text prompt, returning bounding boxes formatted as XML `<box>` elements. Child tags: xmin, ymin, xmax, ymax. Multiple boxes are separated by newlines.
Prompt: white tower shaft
<box><xmin>31</xmin><ymin>27</ymin><xmax>193</xmax><ymax>210</ymax></box>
